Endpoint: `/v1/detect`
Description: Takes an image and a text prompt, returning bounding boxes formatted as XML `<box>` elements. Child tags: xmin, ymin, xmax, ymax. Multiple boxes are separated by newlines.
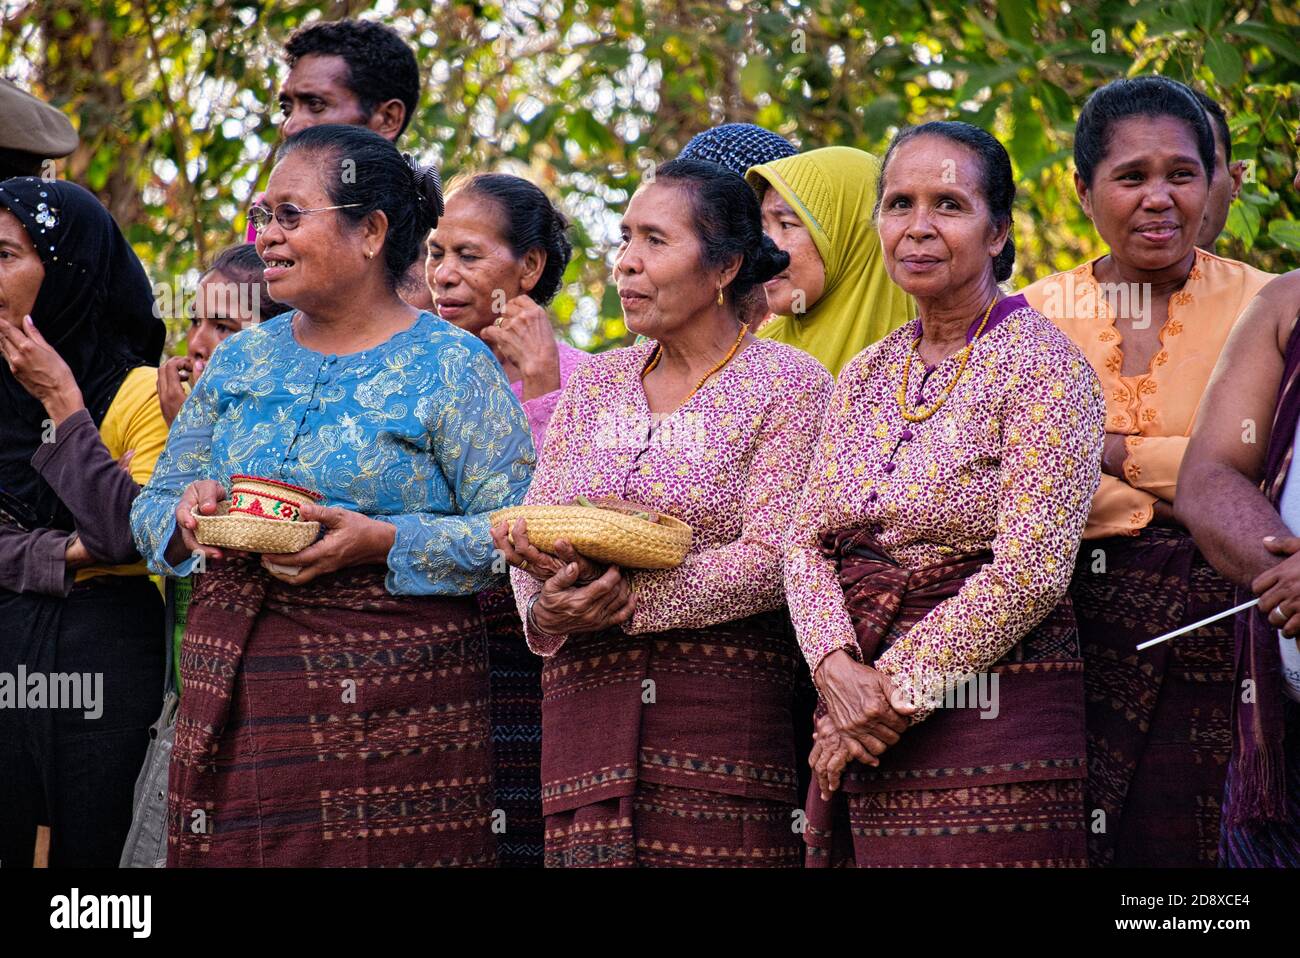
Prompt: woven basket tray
<box><xmin>192</xmin><ymin>502</ymin><xmax>320</xmax><ymax>555</ymax></box>
<box><xmin>490</xmin><ymin>500</ymin><xmax>691</xmax><ymax>569</ymax></box>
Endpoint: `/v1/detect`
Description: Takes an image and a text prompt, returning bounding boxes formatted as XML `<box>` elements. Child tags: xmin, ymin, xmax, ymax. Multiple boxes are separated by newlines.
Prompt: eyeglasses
<box><xmin>247</xmin><ymin>202</ymin><xmax>362</xmax><ymax>233</ymax></box>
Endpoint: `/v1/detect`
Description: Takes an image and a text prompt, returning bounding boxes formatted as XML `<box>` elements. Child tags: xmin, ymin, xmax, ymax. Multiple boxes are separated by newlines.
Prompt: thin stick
<box><xmin>1136</xmin><ymin>598</ymin><xmax>1260</xmax><ymax>651</ymax></box>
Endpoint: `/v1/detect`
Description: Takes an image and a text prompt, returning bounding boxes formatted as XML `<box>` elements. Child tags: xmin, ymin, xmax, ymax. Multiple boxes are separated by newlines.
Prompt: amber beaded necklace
<box><xmin>642</xmin><ymin>322</ymin><xmax>747</xmax><ymax>407</ymax></box>
<box><xmin>896</xmin><ymin>296</ymin><xmax>997</xmax><ymax>424</ymax></box>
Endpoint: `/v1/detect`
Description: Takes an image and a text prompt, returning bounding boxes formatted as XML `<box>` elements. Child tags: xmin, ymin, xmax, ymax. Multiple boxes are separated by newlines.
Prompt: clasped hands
<box><xmin>489</xmin><ymin>517</ymin><xmax>636</xmax><ymax>635</ymax></box>
<box><xmin>810</xmin><ymin>649</ymin><xmax>917</xmax><ymax>802</ymax></box>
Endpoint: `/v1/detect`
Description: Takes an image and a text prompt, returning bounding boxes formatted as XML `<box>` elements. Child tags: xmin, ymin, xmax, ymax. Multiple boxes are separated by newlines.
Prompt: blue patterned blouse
<box><xmin>129</xmin><ymin>310</ymin><xmax>535</xmax><ymax>595</ymax></box>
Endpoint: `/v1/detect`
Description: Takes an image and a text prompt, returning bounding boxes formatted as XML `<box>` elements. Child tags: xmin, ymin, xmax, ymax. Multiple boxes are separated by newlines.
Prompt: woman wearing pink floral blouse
<box><xmin>491</xmin><ymin>158</ymin><xmax>832</xmax><ymax>867</ymax></box>
<box><xmin>786</xmin><ymin>121</ymin><xmax>1106</xmax><ymax>868</ymax></box>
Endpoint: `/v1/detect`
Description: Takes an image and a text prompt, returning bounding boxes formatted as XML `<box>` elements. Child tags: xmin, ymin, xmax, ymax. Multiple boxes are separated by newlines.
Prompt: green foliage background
<box><xmin>4</xmin><ymin>0</ymin><xmax>1298</xmax><ymax>352</ymax></box>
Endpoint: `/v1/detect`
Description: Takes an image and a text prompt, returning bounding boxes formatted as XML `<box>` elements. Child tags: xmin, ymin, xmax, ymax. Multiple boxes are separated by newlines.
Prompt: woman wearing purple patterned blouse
<box><xmin>785</xmin><ymin>122</ymin><xmax>1106</xmax><ymax>868</ymax></box>
<box><xmin>490</xmin><ymin>159</ymin><xmax>833</xmax><ymax>867</ymax></box>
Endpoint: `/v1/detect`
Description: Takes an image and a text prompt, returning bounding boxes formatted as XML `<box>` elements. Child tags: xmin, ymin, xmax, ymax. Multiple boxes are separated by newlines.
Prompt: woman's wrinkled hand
<box><xmin>0</xmin><ymin>315</ymin><xmax>84</xmax><ymax>423</ymax></box>
<box><xmin>531</xmin><ymin>561</ymin><xmax>636</xmax><ymax>636</ymax></box>
<box><xmin>490</xmin><ymin>517</ymin><xmax>565</xmax><ymax>582</ymax></box>
<box><xmin>490</xmin><ymin>518</ymin><xmax>602</xmax><ymax>584</ymax></box>
<box><xmin>259</xmin><ymin>503</ymin><xmax>396</xmax><ymax>585</ymax></box>
<box><xmin>809</xmin><ymin>713</ymin><xmax>877</xmax><ymax>801</ymax></box>
<box><xmin>480</xmin><ymin>296</ymin><xmax>561</xmax><ymax>399</ymax></box>
<box><xmin>813</xmin><ymin>649</ymin><xmax>915</xmax><ymax>760</ymax></box>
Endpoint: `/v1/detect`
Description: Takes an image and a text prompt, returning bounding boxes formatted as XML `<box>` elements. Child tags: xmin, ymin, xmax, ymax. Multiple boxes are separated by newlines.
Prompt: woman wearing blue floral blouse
<box><xmin>129</xmin><ymin>125</ymin><xmax>535</xmax><ymax>867</ymax></box>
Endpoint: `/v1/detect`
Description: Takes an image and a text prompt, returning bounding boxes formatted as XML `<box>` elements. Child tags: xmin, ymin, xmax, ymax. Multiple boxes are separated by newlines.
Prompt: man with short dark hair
<box><xmin>257</xmin><ymin>19</ymin><xmax>431</xmax><ymax>301</ymax></box>
<box><xmin>278</xmin><ymin>18</ymin><xmax>420</xmax><ymax>142</ymax></box>
<box><xmin>1194</xmin><ymin>89</ymin><xmax>1248</xmax><ymax>251</ymax></box>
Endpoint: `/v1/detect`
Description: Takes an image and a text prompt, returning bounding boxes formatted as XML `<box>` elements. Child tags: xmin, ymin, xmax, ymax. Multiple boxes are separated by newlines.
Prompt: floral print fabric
<box><xmin>130</xmin><ymin>310</ymin><xmax>535</xmax><ymax>596</ymax></box>
<box><xmin>508</xmin><ymin>337</ymin><xmax>833</xmax><ymax>654</ymax></box>
<box><xmin>784</xmin><ymin>298</ymin><xmax>1106</xmax><ymax>721</ymax></box>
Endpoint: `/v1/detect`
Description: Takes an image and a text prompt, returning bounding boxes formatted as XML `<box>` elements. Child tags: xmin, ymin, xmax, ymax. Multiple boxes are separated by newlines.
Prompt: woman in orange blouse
<box><xmin>1020</xmin><ymin>76</ymin><xmax>1274</xmax><ymax>868</ymax></box>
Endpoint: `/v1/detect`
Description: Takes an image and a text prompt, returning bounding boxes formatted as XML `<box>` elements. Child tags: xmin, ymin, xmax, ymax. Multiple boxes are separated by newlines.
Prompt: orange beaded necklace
<box><xmin>897</xmin><ymin>296</ymin><xmax>997</xmax><ymax>424</ymax></box>
<box><xmin>641</xmin><ymin>322</ymin><xmax>747</xmax><ymax>407</ymax></box>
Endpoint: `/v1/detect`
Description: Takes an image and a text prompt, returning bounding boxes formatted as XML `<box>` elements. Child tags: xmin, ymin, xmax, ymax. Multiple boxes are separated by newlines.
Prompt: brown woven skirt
<box><xmin>804</xmin><ymin>528</ymin><xmax>1088</xmax><ymax>868</ymax></box>
<box><xmin>479</xmin><ymin>580</ymin><xmax>543</xmax><ymax>867</ymax></box>
<box><xmin>1070</xmin><ymin>528</ymin><xmax>1233</xmax><ymax>867</ymax></box>
<box><xmin>168</xmin><ymin>559</ymin><xmax>496</xmax><ymax>867</ymax></box>
<box><xmin>540</xmin><ymin>610</ymin><xmax>803</xmax><ymax>868</ymax></box>
<box><xmin>544</xmin><ymin>782</ymin><xmax>801</xmax><ymax>868</ymax></box>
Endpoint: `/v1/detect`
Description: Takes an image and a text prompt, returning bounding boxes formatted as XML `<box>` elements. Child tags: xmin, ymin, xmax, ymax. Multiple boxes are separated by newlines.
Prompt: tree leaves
<box><xmin>1205</xmin><ymin>36</ymin><xmax>1245</xmax><ymax>87</ymax></box>
<box><xmin>1225</xmin><ymin>200</ymin><xmax>1263</xmax><ymax>251</ymax></box>
<box><xmin>1269</xmin><ymin>219</ymin><xmax>1300</xmax><ymax>252</ymax></box>
<box><xmin>8</xmin><ymin>0</ymin><xmax>1297</xmax><ymax>354</ymax></box>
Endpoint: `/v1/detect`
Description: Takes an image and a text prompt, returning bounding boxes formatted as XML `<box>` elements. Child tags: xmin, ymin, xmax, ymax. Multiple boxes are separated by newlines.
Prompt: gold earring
<box><xmin>366</xmin><ymin>250</ymin><xmax>374</xmax><ymax>260</ymax></box>
<box><xmin>716</xmin><ymin>286</ymin><xmax>725</xmax><ymax>306</ymax></box>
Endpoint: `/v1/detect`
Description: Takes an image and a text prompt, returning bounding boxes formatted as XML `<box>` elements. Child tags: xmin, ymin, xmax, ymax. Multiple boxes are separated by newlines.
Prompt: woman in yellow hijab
<box><xmin>747</xmin><ymin>146</ymin><xmax>915</xmax><ymax>375</ymax></box>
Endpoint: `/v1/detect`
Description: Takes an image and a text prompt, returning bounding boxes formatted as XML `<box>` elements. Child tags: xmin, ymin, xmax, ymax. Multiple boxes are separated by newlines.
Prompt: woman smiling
<box><xmin>786</xmin><ymin>122</ymin><xmax>1104</xmax><ymax>868</ymax></box>
<box><xmin>428</xmin><ymin>173</ymin><xmax>586</xmax><ymax>452</ymax></box>
<box><xmin>1020</xmin><ymin>76</ymin><xmax>1274</xmax><ymax>868</ymax></box>
<box><xmin>130</xmin><ymin>125</ymin><xmax>535</xmax><ymax>867</ymax></box>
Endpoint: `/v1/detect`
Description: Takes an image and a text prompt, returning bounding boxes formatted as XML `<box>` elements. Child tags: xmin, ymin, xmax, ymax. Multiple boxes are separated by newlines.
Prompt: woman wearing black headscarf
<box><xmin>0</xmin><ymin>178</ymin><xmax>169</xmax><ymax>867</ymax></box>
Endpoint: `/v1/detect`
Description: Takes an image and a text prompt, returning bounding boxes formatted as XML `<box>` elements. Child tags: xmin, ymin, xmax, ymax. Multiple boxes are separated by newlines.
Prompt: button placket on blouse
<box><xmin>286</xmin><ymin>354</ymin><xmax>335</xmax><ymax>465</ymax></box>
<box><xmin>623</xmin><ymin>414</ymin><xmax>658</xmax><ymax>500</ymax></box>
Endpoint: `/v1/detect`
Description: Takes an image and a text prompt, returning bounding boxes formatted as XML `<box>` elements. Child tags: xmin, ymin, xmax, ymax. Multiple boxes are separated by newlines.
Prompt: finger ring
<box><xmin>494</xmin><ymin>316</ymin><xmax>504</xmax><ymax>327</ymax></box>
<box><xmin>519</xmin><ymin>558</ymin><xmax>529</xmax><ymax>571</ymax></box>
<box><xmin>1274</xmin><ymin>604</ymin><xmax>1286</xmax><ymax>622</ymax></box>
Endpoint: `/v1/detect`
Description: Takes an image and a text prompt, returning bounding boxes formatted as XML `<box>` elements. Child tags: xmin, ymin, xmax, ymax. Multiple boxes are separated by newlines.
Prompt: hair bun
<box><xmin>749</xmin><ymin>234</ymin><xmax>789</xmax><ymax>285</ymax></box>
<box><xmin>403</xmin><ymin>153</ymin><xmax>445</xmax><ymax>223</ymax></box>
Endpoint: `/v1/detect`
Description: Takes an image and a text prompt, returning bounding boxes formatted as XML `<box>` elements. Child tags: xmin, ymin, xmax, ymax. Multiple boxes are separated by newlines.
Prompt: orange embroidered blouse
<box><xmin>1020</xmin><ymin>249</ymin><xmax>1273</xmax><ymax>539</ymax></box>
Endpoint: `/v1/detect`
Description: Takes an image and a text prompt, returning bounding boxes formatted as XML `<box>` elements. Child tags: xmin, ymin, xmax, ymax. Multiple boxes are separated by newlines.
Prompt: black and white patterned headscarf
<box><xmin>679</xmin><ymin>123</ymin><xmax>798</xmax><ymax>177</ymax></box>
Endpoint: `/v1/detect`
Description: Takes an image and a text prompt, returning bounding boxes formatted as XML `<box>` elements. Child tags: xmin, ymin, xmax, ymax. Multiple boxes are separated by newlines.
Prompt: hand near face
<box><xmin>481</xmin><ymin>295</ymin><xmax>561</xmax><ymax>398</ymax></box>
<box><xmin>157</xmin><ymin>356</ymin><xmax>194</xmax><ymax>426</ymax></box>
<box><xmin>0</xmin><ymin>315</ymin><xmax>84</xmax><ymax>423</ymax></box>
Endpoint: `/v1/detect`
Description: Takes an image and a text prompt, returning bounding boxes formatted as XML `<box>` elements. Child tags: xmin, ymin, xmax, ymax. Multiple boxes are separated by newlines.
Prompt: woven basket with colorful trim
<box><xmin>192</xmin><ymin>502</ymin><xmax>320</xmax><ymax>555</ymax></box>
